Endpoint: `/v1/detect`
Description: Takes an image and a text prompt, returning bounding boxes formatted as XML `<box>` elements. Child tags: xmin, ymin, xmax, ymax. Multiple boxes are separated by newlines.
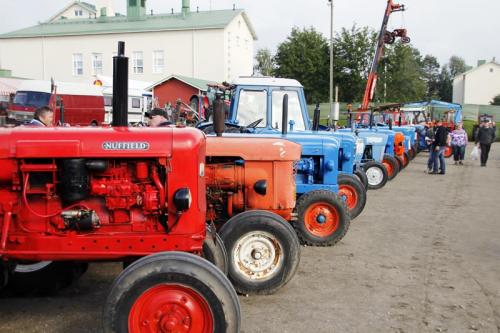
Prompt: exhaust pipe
<box><xmin>213</xmin><ymin>93</ymin><xmax>225</xmax><ymax>137</ymax></box>
<box><xmin>282</xmin><ymin>94</ymin><xmax>288</xmax><ymax>135</ymax></box>
<box><xmin>312</xmin><ymin>103</ymin><xmax>320</xmax><ymax>131</ymax></box>
<box><xmin>112</xmin><ymin>41</ymin><xmax>128</xmax><ymax>127</ymax></box>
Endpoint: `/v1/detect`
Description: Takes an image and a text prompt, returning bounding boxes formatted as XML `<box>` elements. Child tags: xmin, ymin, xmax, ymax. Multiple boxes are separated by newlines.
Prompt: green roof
<box><xmin>0</xmin><ymin>9</ymin><xmax>257</xmax><ymax>39</ymax></box>
<box><xmin>147</xmin><ymin>74</ymin><xmax>217</xmax><ymax>91</ymax></box>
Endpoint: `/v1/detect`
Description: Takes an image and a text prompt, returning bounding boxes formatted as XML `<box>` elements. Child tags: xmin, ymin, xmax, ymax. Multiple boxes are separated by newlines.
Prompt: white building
<box><xmin>0</xmin><ymin>0</ymin><xmax>256</xmax><ymax>84</ymax></box>
<box><xmin>453</xmin><ymin>60</ymin><xmax>500</xmax><ymax>105</ymax></box>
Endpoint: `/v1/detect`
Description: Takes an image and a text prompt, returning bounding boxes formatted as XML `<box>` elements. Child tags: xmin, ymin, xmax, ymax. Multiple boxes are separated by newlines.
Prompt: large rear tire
<box><xmin>337</xmin><ymin>174</ymin><xmax>367</xmax><ymax>219</ymax></box>
<box><xmin>294</xmin><ymin>190</ymin><xmax>351</xmax><ymax>247</ymax></box>
<box><xmin>103</xmin><ymin>252</ymin><xmax>240</xmax><ymax>333</ymax></box>
<box><xmin>219</xmin><ymin>210</ymin><xmax>300</xmax><ymax>295</ymax></box>
<box><xmin>382</xmin><ymin>154</ymin><xmax>399</xmax><ymax>181</ymax></box>
<box><xmin>354</xmin><ymin>168</ymin><xmax>369</xmax><ymax>190</ymax></box>
<box><xmin>364</xmin><ymin>160</ymin><xmax>388</xmax><ymax>190</ymax></box>
<box><xmin>202</xmin><ymin>224</ymin><xmax>228</xmax><ymax>275</ymax></box>
<box><xmin>6</xmin><ymin>261</ymin><xmax>88</xmax><ymax>296</ymax></box>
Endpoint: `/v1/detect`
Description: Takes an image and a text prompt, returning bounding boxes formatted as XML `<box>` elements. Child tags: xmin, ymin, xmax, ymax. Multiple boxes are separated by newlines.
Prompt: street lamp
<box><xmin>328</xmin><ymin>0</ymin><xmax>339</xmax><ymax>129</ymax></box>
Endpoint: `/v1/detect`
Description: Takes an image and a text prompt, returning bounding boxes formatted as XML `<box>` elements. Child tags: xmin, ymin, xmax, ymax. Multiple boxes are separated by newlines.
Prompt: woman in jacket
<box><xmin>450</xmin><ymin>122</ymin><xmax>468</xmax><ymax>165</ymax></box>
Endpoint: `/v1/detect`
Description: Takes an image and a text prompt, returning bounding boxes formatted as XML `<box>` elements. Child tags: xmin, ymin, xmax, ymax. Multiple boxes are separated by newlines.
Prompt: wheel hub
<box><xmin>366</xmin><ymin>167</ymin><xmax>383</xmax><ymax>185</ymax></box>
<box><xmin>233</xmin><ymin>231</ymin><xmax>283</xmax><ymax>281</ymax></box>
<box><xmin>303</xmin><ymin>202</ymin><xmax>340</xmax><ymax>237</ymax></box>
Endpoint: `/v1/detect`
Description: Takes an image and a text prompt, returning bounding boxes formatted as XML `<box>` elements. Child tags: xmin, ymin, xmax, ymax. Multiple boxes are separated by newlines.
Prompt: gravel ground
<box><xmin>0</xmin><ymin>143</ymin><xmax>499</xmax><ymax>333</ymax></box>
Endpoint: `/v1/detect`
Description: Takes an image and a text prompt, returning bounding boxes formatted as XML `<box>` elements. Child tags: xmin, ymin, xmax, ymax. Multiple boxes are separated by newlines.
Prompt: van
<box><xmin>8</xmin><ymin>80</ymin><xmax>105</xmax><ymax>126</ymax></box>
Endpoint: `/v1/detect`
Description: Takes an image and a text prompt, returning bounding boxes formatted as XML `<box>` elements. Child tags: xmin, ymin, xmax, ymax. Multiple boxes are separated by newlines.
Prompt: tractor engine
<box><xmin>204</xmin><ymin>136</ymin><xmax>301</xmax><ymax>225</ymax></box>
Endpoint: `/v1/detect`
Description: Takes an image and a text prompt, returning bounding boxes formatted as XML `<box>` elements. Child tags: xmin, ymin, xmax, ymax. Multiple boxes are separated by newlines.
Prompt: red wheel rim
<box><xmin>338</xmin><ymin>184</ymin><xmax>358</xmax><ymax>212</ymax></box>
<box><xmin>382</xmin><ymin>159</ymin><xmax>394</xmax><ymax>177</ymax></box>
<box><xmin>129</xmin><ymin>284</ymin><xmax>214</xmax><ymax>333</ymax></box>
<box><xmin>445</xmin><ymin>146</ymin><xmax>453</xmax><ymax>157</ymax></box>
<box><xmin>303</xmin><ymin>202</ymin><xmax>340</xmax><ymax>237</ymax></box>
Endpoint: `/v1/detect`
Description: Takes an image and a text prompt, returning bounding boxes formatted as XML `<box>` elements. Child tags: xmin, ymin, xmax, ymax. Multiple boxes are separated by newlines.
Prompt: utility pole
<box><xmin>329</xmin><ymin>0</ymin><xmax>334</xmax><ymax>127</ymax></box>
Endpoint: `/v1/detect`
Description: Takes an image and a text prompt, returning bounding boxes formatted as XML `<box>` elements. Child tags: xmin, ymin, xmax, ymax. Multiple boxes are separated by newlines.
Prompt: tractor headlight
<box><xmin>173</xmin><ymin>188</ymin><xmax>192</xmax><ymax>212</ymax></box>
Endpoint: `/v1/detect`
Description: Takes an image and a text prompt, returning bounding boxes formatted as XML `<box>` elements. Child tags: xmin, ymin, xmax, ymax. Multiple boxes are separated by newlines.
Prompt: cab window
<box><xmin>236</xmin><ymin>89</ymin><xmax>267</xmax><ymax>126</ymax></box>
<box><xmin>271</xmin><ymin>90</ymin><xmax>305</xmax><ymax>131</ymax></box>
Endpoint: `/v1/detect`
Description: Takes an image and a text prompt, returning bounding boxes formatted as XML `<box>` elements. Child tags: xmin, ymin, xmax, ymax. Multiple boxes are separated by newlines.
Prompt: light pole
<box><xmin>328</xmin><ymin>0</ymin><xmax>339</xmax><ymax>129</ymax></box>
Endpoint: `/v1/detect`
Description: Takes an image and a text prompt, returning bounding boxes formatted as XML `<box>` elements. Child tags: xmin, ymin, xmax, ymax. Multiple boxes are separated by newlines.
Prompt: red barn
<box><xmin>147</xmin><ymin>74</ymin><xmax>216</xmax><ymax>110</ymax></box>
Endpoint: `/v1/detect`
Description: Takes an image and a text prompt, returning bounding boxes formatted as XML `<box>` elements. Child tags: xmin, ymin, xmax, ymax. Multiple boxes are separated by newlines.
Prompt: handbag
<box><xmin>470</xmin><ymin>146</ymin><xmax>480</xmax><ymax>160</ymax></box>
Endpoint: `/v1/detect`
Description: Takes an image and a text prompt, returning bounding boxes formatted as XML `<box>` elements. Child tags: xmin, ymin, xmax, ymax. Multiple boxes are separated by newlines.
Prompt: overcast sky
<box><xmin>0</xmin><ymin>0</ymin><xmax>498</xmax><ymax>67</ymax></box>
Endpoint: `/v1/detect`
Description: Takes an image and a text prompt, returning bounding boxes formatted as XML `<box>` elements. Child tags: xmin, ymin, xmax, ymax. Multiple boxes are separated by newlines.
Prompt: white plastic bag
<box><xmin>470</xmin><ymin>146</ymin><xmax>480</xmax><ymax>160</ymax></box>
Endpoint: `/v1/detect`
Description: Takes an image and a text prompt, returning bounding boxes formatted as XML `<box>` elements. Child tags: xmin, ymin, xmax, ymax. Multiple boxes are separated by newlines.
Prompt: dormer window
<box><xmin>74</xmin><ymin>9</ymin><xmax>83</xmax><ymax>16</ymax></box>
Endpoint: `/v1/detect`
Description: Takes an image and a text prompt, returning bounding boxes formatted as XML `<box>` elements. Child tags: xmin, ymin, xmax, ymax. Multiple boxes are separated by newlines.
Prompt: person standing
<box><xmin>475</xmin><ymin>121</ymin><xmax>496</xmax><ymax>167</ymax></box>
<box><xmin>26</xmin><ymin>106</ymin><xmax>54</xmax><ymax>127</ymax></box>
<box><xmin>429</xmin><ymin>121</ymin><xmax>448</xmax><ymax>175</ymax></box>
<box><xmin>145</xmin><ymin>108</ymin><xmax>172</xmax><ymax>127</ymax></box>
<box><xmin>450</xmin><ymin>122</ymin><xmax>468</xmax><ymax>165</ymax></box>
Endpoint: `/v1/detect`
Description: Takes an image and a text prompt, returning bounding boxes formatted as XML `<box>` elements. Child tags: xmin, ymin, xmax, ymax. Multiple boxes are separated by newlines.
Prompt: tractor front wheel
<box><xmin>202</xmin><ymin>224</ymin><xmax>228</xmax><ymax>275</ymax></box>
<box><xmin>6</xmin><ymin>261</ymin><xmax>88</xmax><ymax>295</ymax></box>
<box><xmin>382</xmin><ymin>154</ymin><xmax>400</xmax><ymax>181</ymax></box>
<box><xmin>103</xmin><ymin>252</ymin><xmax>240</xmax><ymax>333</ymax></box>
<box><xmin>364</xmin><ymin>161</ymin><xmax>389</xmax><ymax>190</ymax></box>
<box><xmin>219</xmin><ymin>210</ymin><xmax>300</xmax><ymax>295</ymax></box>
<box><xmin>338</xmin><ymin>174</ymin><xmax>367</xmax><ymax>219</ymax></box>
<box><xmin>294</xmin><ymin>190</ymin><xmax>350</xmax><ymax>246</ymax></box>
<box><xmin>402</xmin><ymin>151</ymin><xmax>410</xmax><ymax>168</ymax></box>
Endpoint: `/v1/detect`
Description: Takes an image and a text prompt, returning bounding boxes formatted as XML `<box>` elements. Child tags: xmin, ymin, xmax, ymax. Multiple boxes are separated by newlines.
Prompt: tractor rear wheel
<box><xmin>103</xmin><ymin>252</ymin><xmax>240</xmax><ymax>333</ymax></box>
<box><xmin>354</xmin><ymin>168</ymin><xmax>369</xmax><ymax>190</ymax></box>
<box><xmin>383</xmin><ymin>154</ymin><xmax>400</xmax><ymax>180</ymax></box>
<box><xmin>219</xmin><ymin>210</ymin><xmax>300</xmax><ymax>295</ymax></box>
<box><xmin>444</xmin><ymin>146</ymin><xmax>453</xmax><ymax>158</ymax></box>
<box><xmin>294</xmin><ymin>190</ymin><xmax>350</xmax><ymax>246</ymax></box>
<box><xmin>202</xmin><ymin>225</ymin><xmax>228</xmax><ymax>275</ymax></box>
<box><xmin>402</xmin><ymin>151</ymin><xmax>410</xmax><ymax>168</ymax></box>
<box><xmin>364</xmin><ymin>160</ymin><xmax>389</xmax><ymax>190</ymax></box>
<box><xmin>337</xmin><ymin>174</ymin><xmax>366</xmax><ymax>219</ymax></box>
<box><xmin>395</xmin><ymin>155</ymin><xmax>405</xmax><ymax>171</ymax></box>
<box><xmin>6</xmin><ymin>261</ymin><xmax>88</xmax><ymax>295</ymax></box>
<box><xmin>408</xmin><ymin>148</ymin><xmax>416</xmax><ymax>160</ymax></box>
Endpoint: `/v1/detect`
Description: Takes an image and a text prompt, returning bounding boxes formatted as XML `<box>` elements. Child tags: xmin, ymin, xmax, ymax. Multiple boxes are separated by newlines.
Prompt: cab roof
<box><xmin>232</xmin><ymin>77</ymin><xmax>302</xmax><ymax>88</ymax></box>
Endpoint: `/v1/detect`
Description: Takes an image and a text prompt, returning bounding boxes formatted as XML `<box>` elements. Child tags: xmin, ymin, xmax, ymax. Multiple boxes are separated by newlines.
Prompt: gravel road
<box><xmin>0</xmin><ymin>144</ymin><xmax>498</xmax><ymax>333</ymax></box>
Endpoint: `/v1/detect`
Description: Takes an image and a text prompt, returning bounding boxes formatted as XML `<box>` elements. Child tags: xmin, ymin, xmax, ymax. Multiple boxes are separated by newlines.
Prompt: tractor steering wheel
<box><xmin>245</xmin><ymin>118</ymin><xmax>263</xmax><ymax>129</ymax></box>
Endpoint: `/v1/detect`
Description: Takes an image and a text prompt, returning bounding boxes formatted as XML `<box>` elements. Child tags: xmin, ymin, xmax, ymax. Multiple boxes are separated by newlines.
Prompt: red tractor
<box><xmin>0</xmin><ymin>42</ymin><xmax>240</xmax><ymax>332</ymax></box>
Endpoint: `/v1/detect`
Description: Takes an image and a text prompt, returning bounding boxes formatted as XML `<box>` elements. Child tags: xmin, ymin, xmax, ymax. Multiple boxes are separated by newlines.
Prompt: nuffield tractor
<box><xmin>204</xmin><ymin>129</ymin><xmax>302</xmax><ymax>294</ymax></box>
<box><xmin>0</xmin><ymin>42</ymin><xmax>241</xmax><ymax>333</ymax></box>
<box><xmin>203</xmin><ymin>97</ymin><xmax>352</xmax><ymax>247</ymax></box>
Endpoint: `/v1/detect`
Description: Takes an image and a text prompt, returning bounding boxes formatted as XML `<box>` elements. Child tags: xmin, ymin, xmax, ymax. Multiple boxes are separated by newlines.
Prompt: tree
<box><xmin>332</xmin><ymin>25</ymin><xmax>377</xmax><ymax>103</ymax></box>
<box><xmin>437</xmin><ymin>65</ymin><xmax>453</xmax><ymax>102</ymax></box>
<box><xmin>376</xmin><ymin>42</ymin><xmax>427</xmax><ymax>103</ymax></box>
<box><xmin>275</xmin><ymin>27</ymin><xmax>329</xmax><ymax>104</ymax></box>
<box><xmin>421</xmin><ymin>55</ymin><xmax>441</xmax><ymax>100</ymax></box>
<box><xmin>448</xmin><ymin>56</ymin><xmax>468</xmax><ymax>78</ymax></box>
<box><xmin>491</xmin><ymin>94</ymin><xmax>500</xmax><ymax>105</ymax></box>
<box><xmin>254</xmin><ymin>48</ymin><xmax>275</xmax><ymax>76</ymax></box>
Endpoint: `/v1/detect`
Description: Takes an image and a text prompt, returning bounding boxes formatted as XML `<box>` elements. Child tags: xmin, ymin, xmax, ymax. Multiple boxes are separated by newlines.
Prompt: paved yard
<box><xmin>0</xmin><ymin>144</ymin><xmax>499</xmax><ymax>333</ymax></box>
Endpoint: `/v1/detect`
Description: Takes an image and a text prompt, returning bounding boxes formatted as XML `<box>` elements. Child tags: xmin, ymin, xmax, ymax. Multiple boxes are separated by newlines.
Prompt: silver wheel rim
<box><xmin>15</xmin><ymin>261</ymin><xmax>52</xmax><ymax>273</ymax></box>
<box><xmin>366</xmin><ymin>167</ymin><xmax>383</xmax><ymax>186</ymax></box>
<box><xmin>232</xmin><ymin>231</ymin><xmax>283</xmax><ymax>281</ymax></box>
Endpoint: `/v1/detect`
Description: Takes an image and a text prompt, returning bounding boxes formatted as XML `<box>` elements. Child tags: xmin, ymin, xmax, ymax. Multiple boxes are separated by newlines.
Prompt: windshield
<box><xmin>271</xmin><ymin>90</ymin><xmax>305</xmax><ymax>131</ymax></box>
<box><xmin>235</xmin><ymin>89</ymin><xmax>267</xmax><ymax>126</ymax></box>
<box><xmin>13</xmin><ymin>91</ymin><xmax>51</xmax><ymax>108</ymax></box>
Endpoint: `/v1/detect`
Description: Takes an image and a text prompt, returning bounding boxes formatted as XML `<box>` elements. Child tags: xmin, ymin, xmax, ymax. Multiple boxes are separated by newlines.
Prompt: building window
<box><xmin>132</xmin><ymin>51</ymin><xmax>144</xmax><ymax>74</ymax></box>
<box><xmin>92</xmin><ymin>53</ymin><xmax>103</xmax><ymax>75</ymax></box>
<box><xmin>75</xmin><ymin>9</ymin><xmax>83</xmax><ymax>16</ymax></box>
<box><xmin>152</xmin><ymin>50</ymin><xmax>164</xmax><ymax>74</ymax></box>
<box><xmin>131</xmin><ymin>98</ymin><xmax>141</xmax><ymax>108</ymax></box>
<box><xmin>72</xmin><ymin>53</ymin><xmax>83</xmax><ymax>76</ymax></box>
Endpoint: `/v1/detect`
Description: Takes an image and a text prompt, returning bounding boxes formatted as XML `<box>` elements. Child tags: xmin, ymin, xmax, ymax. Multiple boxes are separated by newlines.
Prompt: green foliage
<box><xmin>421</xmin><ymin>55</ymin><xmax>441</xmax><ymax>100</ymax></box>
<box><xmin>437</xmin><ymin>65</ymin><xmax>453</xmax><ymax>102</ymax></box>
<box><xmin>490</xmin><ymin>94</ymin><xmax>500</xmax><ymax>106</ymax></box>
<box><xmin>448</xmin><ymin>55</ymin><xmax>468</xmax><ymax>77</ymax></box>
<box><xmin>375</xmin><ymin>42</ymin><xmax>426</xmax><ymax>103</ymax></box>
<box><xmin>332</xmin><ymin>25</ymin><xmax>377</xmax><ymax>103</ymax></box>
<box><xmin>254</xmin><ymin>48</ymin><xmax>275</xmax><ymax>76</ymax></box>
<box><xmin>274</xmin><ymin>27</ymin><xmax>329</xmax><ymax>104</ymax></box>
